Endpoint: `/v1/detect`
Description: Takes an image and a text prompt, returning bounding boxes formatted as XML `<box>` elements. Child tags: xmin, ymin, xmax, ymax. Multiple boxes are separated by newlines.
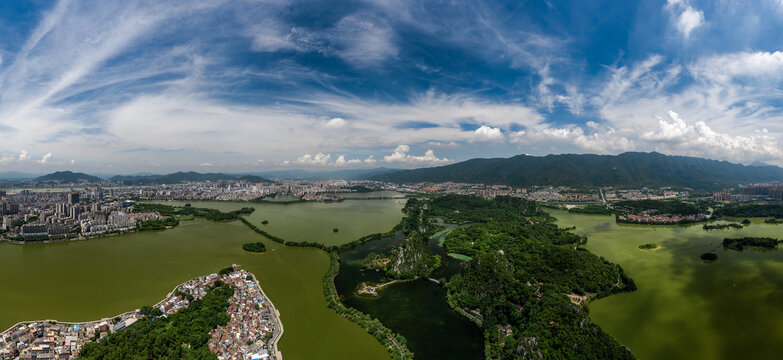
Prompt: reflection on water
<box><xmin>335</xmin><ymin>232</ymin><xmax>484</xmax><ymax>360</ymax></box>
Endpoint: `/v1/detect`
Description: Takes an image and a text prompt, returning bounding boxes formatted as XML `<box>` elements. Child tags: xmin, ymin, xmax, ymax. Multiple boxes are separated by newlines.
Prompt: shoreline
<box><xmin>0</xmin><ymin>266</ymin><xmax>283</xmax><ymax>359</ymax></box>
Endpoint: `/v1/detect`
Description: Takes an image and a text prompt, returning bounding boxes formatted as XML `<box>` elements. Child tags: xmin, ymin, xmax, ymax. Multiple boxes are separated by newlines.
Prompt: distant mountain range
<box><xmin>370</xmin><ymin>152</ymin><xmax>783</xmax><ymax>190</ymax></box>
<box><xmin>0</xmin><ymin>171</ymin><xmax>39</xmax><ymax>180</ymax></box>
<box><xmin>248</xmin><ymin>167</ymin><xmax>397</xmax><ymax>180</ymax></box>
<box><xmin>109</xmin><ymin>171</ymin><xmax>273</xmax><ymax>185</ymax></box>
<box><xmin>36</xmin><ymin>171</ymin><xmax>103</xmax><ymax>183</ymax></box>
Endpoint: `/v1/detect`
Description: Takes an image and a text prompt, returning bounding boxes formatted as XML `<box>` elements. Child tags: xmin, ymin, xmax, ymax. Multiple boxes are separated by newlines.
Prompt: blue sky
<box><xmin>1</xmin><ymin>0</ymin><xmax>783</xmax><ymax>173</ymax></box>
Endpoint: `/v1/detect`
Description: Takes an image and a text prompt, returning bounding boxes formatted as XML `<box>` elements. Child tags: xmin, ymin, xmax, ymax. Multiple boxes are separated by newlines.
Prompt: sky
<box><xmin>1</xmin><ymin>0</ymin><xmax>783</xmax><ymax>174</ymax></box>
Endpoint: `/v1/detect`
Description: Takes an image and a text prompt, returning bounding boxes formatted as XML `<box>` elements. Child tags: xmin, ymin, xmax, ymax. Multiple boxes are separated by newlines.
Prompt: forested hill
<box><xmin>35</xmin><ymin>171</ymin><xmax>102</xmax><ymax>183</ymax></box>
<box><xmin>370</xmin><ymin>152</ymin><xmax>783</xmax><ymax>190</ymax></box>
<box><xmin>110</xmin><ymin>172</ymin><xmax>273</xmax><ymax>185</ymax></box>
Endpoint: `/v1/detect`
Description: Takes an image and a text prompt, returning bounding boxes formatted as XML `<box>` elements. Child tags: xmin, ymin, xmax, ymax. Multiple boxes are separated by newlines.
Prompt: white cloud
<box><xmin>364</xmin><ymin>155</ymin><xmax>377</xmax><ymax>164</ymax></box>
<box><xmin>199</xmin><ymin>162</ymin><xmax>213</xmax><ymax>167</ymax></box>
<box><xmin>642</xmin><ymin>111</ymin><xmax>782</xmax><ymax>159</ymax></box>
<box><xmin>643</xmin><ymin>111</ymin><xmax>690</xmax><ymax>141</ymax></box>
<box><xmin>37</xmin><ymin>152</ymin><xmax>53</xmax><ymax>164</ymax></box>
<box><xmin>383</xmin><ymin>145</ymin><xmax>450</xmax><ymax>164</ymax></box>
<box><xmin>323</xmin><ymin>117</ymin><xmax>348</xmax><ymax>128</ymax></box>
<box><xmin>510</xmin><ymin>126</ymin><xmax>635</xmax><ymax>153</ymax></box>
<box><xmin>471</xmin><ymin>125</ymin><xmax>504</xmax><ymax>142</ymax></box>
<box><xmin>335</xmin><ymin>155</ymin><xmax>362</xmax><ymax>166</ymax></box>
<box><xmin>330</xmin><ymin>15</ymin><xmax>397</xmax><ymax>67</ymax></box>
<box><xmin>295</xmin><ymin>152</ymin><xmax>332</xmax><ymax>166</ymax></box>
<box><xmin>689</xmin><ymin>51</ymin><xmax>783</xmax><ymax>83</ymax></box>
<box><xmin>666</xmin><ymin>0</ymin><xmax>705</xmax><ymax>39</ymax></box>
<box><xmin>18</xmin><ymin>151</ymin><xmax>31</xmax><ymax>162</ymax></box>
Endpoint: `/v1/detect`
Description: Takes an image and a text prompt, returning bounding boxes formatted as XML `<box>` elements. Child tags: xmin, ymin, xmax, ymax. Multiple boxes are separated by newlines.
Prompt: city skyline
<box><xmin>1</xmin><ymin>0</ymin><xmax>783</xmax><ymax>173</ymax></box>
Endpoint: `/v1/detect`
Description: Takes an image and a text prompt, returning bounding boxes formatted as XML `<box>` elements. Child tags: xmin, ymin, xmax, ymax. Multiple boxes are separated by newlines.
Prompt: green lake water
<box><xmin>0</xmin><ymin>197</ymin><xmax>407</xmax><ymax>360</ymax></box>
<box><xmin>156</xmin><ymin>198</ymin><xmax>406</xmax><ymax>246</ymax></box>
<box><xmin>552</xmin><ymin>211</ymin><xmax>783</xmax><ymax>360</ymax></box>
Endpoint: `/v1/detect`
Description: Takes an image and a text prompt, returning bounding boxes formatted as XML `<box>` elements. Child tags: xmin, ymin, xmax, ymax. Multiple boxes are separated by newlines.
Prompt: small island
<box><xmin>703</xmin><ymin>223</ymin><xmax>744</xmax><ymax>230</ymax></box>
<box><xmin>723</xmin><ymin>237</ymin><xmax>782</xmax><ymax>251</ymax></box>
<box><xmin>242</xmin><ymin>242</ymin><xmax>267</xmax><ymax>253</ymax></box>
<box><xmin>701</xmin><ymin>252</ymin><xmax>718</xmax><ymax>261</ymax></box>
<box><xmin>638</xmin><ymin>243</ymin><xmax>658</xmax><ymax>250</ymax></box>
<box><xmin>765</xmin><ymin>218</ymin><xmax>783</xmax><ymax>224</ymax></box>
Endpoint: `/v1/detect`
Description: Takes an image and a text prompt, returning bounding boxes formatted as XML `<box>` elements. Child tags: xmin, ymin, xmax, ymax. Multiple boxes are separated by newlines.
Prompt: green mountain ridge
<box><xmin>35</xmin><ymin>171</ymin><xmax>103</xmax><ymax>183</ymax></box>
<box><xmin>370</xmin><ymin>152</ymin><xmax>783</xmax><ymax>190</ymax></box>
<box><xmin>109</xmin><ymin>171</ymin><xmax>273</xmax><ymax>185</ymax></box>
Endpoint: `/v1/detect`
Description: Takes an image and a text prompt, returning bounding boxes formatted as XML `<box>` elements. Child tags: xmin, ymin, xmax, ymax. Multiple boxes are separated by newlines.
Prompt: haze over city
<box><xmin>1</xmin><ymin>0</ymin><xmax>783</xmax><ymax>174</ymax></box>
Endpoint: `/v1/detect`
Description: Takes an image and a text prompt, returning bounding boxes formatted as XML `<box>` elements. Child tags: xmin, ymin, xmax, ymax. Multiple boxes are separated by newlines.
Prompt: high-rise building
<box><xmin>67</xmin><ymin>192</ymin><xmax>80</xmax><ymax>204</ymax></box>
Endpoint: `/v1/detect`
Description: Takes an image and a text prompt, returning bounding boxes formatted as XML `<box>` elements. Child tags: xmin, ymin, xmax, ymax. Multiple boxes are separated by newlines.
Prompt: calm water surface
<box><xmin>552</xmin><ymin>211</ymin><xmax>783</xmax><ymax>360</ymax></box>
<box><xmin>334</xmin><ymin>229</ymin><xmax>484</xmax><ymax>360</ymax></box>
<box><xmin>0</xmin><ymin>197</ymin><xmax>407</xmax><ymax>360</ymax></box>
<box><xmin>158</xmin><ymin>198</ymin><xmax>405</xmax><ymax>246</ymax></box>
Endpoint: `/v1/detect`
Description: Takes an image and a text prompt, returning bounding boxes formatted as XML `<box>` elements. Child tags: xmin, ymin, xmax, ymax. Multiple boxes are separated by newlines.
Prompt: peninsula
<box><xmin>0</xmin><ymin>266</ymin><xmax>282</xmax><ymax>360</ymax></box>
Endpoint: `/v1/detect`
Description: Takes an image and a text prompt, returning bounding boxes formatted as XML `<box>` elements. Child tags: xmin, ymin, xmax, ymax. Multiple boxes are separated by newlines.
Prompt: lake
<box><xmin>552</xmin><ymin>211</ymin><xmax>783</xmax><ymax>360</ymax></box>
<box><xmin>0</xmin><ymin>196</ymin><xmax>407</xmax><ymax>360</ymax></box>
<box><xmin>156</xmin><ymin>198</ymin><xmax>406</xmax><ymax>246</ymax></box>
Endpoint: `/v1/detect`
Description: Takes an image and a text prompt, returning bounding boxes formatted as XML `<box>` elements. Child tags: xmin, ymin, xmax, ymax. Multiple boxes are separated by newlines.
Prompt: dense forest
<box><xmin>612</xmin><ymin>200</ymin><xmax>707</xmax><ymax>215</ymax></box>
<box><xmin>428</xmin><ymin>195</ymin><xmax>635</xmax><ymax>359</ymax></box>
<box><xmin>723</xmin><ymin>237</ymin><xmax>782</xmax><ymax>251</ymax></box>
<box><xmin>568</xmin><ymin>204</ymin><xmax>613</xmax><ymax>215</ymax></box>
<box><xmin>242</xmin><ymin>242</ymin><xmax>267</xmax><ymax>252</ymax></box>
<box><xmin>369</xmin><ymin>152</ymin><xmax>783</xmax><ymax>190</ymax></box>
<box><xmin>79</xmin><ymin>282</ymin><xmax>233</xmax><ymax>359</ymax></box>
<box><xmin>383</xmin><ymin>200</ymin><xmax>442</xmax><ymax>278</ymax></box>
<box><xmin>133</xmin><ymin>203</ymin><xmax>254</xmax><ymax>221</ymax></box>
<box><xmin>714</xmin><ymin>204</ymin><xmax>783</xmax><ymax>218</ymax></box>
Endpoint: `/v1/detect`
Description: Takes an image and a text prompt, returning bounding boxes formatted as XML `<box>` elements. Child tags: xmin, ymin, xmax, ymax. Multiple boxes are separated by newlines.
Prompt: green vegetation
<box><xmin>218</xmin><ymin>266</ymin><xmax>235</xmax><ymax>276</ymax></box>
<box><xmin>702</xmin><ymin>223</ymin><xmax>744</xmax><ymax>230</ymax></box>
<box><xmin>79</xmin><ymin>282</ymin><xmax>233</xmax><ymax>359</ymax></box>
<box><xmin>700</xmin><ymin>252</ymin><xmax>718</xmax><ymax>261</ymax></box>
<box><xmin>261</xmin><ymin>220</ymin><xmax>269</xmax><ymax>225</ymax></box>
<box><xmin>742</xmin><ymin>219</ymin><xmax>752</xmax><ymax>225</ymax></box>
<box><xmin>638</xmin><ymin>243</ymin><xmax>657</xmax><ymax>249</ymax></box>
<box><xmin>134</xmin><ymin>203</ymin><xmax>255</xmax><ymax>222</ymax></box>
<box><xmin>361</xmin><ymin>252</ymin><xmax>389</xmax><ymax>270</ymax></box>
<box><xmin>614</xmin><ymin>200</ymin><xmax>707</xmax><ymax>216</ymax></box>
<box><xmin>138</xmin><ymin>217</ymin><xmax>179</xmax><ymax>231</ymax></box>
<box><xmin>723</xmin><ymin>237</ymin><xmax>782</xmax><ymax>251</ymax></box>
<box><xmin>764</xmin><ymin>218</ymin><xmax>783</xmax><ymax>224</ymax></box>
<box><xmin>568</xmin><ymin>204</ymin><xmax>613</xmax><ymax>215</ymax></box>
<box><xmin>714</xmin><ymin>203</ymin><xmax>783</xmax><ymax>218</ymax></box>
<box><xmin>109</xmin><ymin>171</ymin><xmax>272</xmax><ymax>185</ymax></box>
<box><xmin>242</xmin><ymin>242</ymin><xmax>267</xmax><ymax>253</ymax></box>
<box><xmin>324</xmin><ymin>252</ymin><xmax>414</xmax><ymax>360</ymax></box>
<box><xmin>369</xmin><ymin>152</ymin><xmax>783</xmax><ymax>190</ymax></box>
<box><xmin>333</xmin><ymin>228</ymin><xmax>339</xmax><ymax>233</ymax></box>
<box><xmin>420</xmin><ymin>195</ymin><xmax>636</xmax><ymax>359</ymax></box>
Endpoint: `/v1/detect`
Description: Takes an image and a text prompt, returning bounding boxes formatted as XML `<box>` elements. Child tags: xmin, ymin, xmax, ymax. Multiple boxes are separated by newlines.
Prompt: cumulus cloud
<box><xmin>383</xmin><ymin>145</ymin><xmax>450</xmax><ymax>164</ymax></box>
<box><xmin>199</xmin><ymin>162</ymin><xmax>213</xmax><ymax>167</ymax></box>
<box><xmin>37</xmin><ymin>152</ymin><xmax>53</xmax><ymax>164</ymax></box>
<box><xmin>295</xmin><ymin>152</ymin><xmax>332</xmax><ymax>166</ymax></box>
<box><xmin>335</xmin><ymin>155</ymin><xmax>362</xmax><ymax>166</ymax></box>
<box><xmin>323</xmin><ymin>117</ymin><xmax>348</xmax><ymax>128</ymax></box>
<box><xmin>364</xmin><ymin>155</ymin><xmax>377</xmax><ymax>164</ymax></box>
<box><xmin>18</xmin><ymin>151</ymin><xmax>31</xmax><ymax>162</ymax></box>
<box><xmin>666</xmin><ymin>0</ymin><xmax>705</xmax><ymax>39</ymax></box>
<box><xmin>472</xmin><ymin>125</ymin><xmax>504</xmax><ymax>142</ymax></box>
<box><xmin>642</xmin><ymin>111</ymin><xmax>782</xmax><ymax>159</ymax></box>
<box><xmin>510</xmin><ymin>126</ymin><xmax>635</xmax><ymax>153</ymax></box>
